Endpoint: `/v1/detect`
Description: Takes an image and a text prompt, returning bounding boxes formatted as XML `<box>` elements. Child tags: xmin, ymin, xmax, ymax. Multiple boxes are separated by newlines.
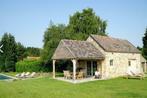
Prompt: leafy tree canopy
<box><xmin>0</xmin><ymin>33</ymin><xmax>17</xmax><ymax>71</ymax></box>
<box><xmin>68</xmin><ymin>8</ymin><xmax>107</xmax><ymax>35</ymax></box>
<box><xmin>0</xmin><ymin>33</ymin><xmax>41</xmax><ymax>72</ymax></box>
<box><xmin>25</xmin><ymin>47</ymin><xmax>40</xmax><ymax>57</ymax></box>
<box><xmin>41</xmin><ymin>23</ymin><xmax>67</xmax><ymax>62</ymax></box>
<box><xmin>142</xmin><ymin>28</ymin><xmax>147</xmax><ymax>59</ymax></box>
<box><xmin>41</xmin><ymin>8</ymin><xmax>107</xmax><ymax>64</ymax></box>
<box><xmin>16</xmin><ymin>42</ymin><xmax>26</xmax><ymax>61</ymax></box>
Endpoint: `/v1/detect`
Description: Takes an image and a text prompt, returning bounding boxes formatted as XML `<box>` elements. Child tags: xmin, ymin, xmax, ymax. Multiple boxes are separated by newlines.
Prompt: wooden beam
<box><xmin>72</xmin><ymin>59</ymin><xmax>77</xmax><ymax>80</ymax></box>
<box><xmin>144</xmin><ymin>62</ymin><xmax>147</xmax><ymax>72</ymax></box>
<box><xmin>91</xmin><ymin>61</ymin><xmax>93</xmax><ymax>76</ymax></box>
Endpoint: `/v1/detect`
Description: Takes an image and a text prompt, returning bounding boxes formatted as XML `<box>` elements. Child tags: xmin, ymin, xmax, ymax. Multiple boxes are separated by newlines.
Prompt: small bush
<box><xmin>16</xmin><ymin>59</ymin><xmax>46</xmax><ymax>72</ymax></box>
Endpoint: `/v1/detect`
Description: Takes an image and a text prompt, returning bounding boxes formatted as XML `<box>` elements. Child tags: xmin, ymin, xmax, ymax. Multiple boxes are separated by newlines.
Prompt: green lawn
<box><xmin>0</xmin><ymin>76</ymin><xmax>147</xmax><ymax>98</ymax></box>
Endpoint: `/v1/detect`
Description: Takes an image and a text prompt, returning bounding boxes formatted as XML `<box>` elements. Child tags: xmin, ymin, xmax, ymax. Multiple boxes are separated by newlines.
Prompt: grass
<box><xmin>0</xmin><ymin>75</ymin><xmax>147</xmax><ymax>98</ymax></box>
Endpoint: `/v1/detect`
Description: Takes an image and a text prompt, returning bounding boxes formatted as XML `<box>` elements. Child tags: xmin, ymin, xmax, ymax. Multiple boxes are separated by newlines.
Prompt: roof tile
<box><xmin>90</xmin><ymin>35</ymin><xmax>140</xmax><ymax>53</ymax></box>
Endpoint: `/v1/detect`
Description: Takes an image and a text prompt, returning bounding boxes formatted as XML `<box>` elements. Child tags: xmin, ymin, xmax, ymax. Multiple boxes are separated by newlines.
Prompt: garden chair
<box><xmin>24</xmin><ymin>72</ymin><xmax>30</xmax><ymax>77</ymax></box>
<box><xmin>19</xmin><ymin>72</ymin><xmax>26</xmax><ymax>78</ymax></box>
<box><xmin>26</xmin><ymin>72</ymin><xmax>36</xmax><ymax>78</ymax></box>
<box><xmin>125</xmin><ymin>66</ymin><xmax>144</xmax><ymax>80</ymax></box>
<box><xmin>15</xmin><ymin>73</ymin><xmax>21</xmax><ymax>78</ymax></box>
<box><xmin>63</xmin><ymin>70</ymin><xmax>71</xmax><ymax>79</ymax></box>
<box><xmin>77</xmin><ymin>71</ymin><xmax>84</xmax><ymax>79</ymax></box>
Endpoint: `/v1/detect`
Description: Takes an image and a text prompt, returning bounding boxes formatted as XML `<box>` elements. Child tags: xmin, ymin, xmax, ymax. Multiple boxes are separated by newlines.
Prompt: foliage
<box><xmin>41</xmin><ymin>23</ymin><xmax>67</xmax><ymax>63</ymax></box>
<box><xmin>15</xmin><ymin>59</ymin><xmax>46</xmax><ymax>72</ymax></box>
<box><xmin>25</xmin><ymin>47</ymin><xmax>40</xmax><ymax>57</ymax></box>
<box><xmin>0</xmin><ymin>32</ymin><xmax>42</xmax><ymax>72</ymax></box>
<box><xmin>137</xmin><ymin>46</ymin><xmax>142</xmax><ymax>51</ymax></box>
<box><xmin>16</xmin><ymin>42</ymin><xmax>27</xmax><ymax>61</ymax></box>
<box><xmin>0</xmin><ymin>33</ymin><xmax>17</xmax><ymax>72</ymax></box>
<box><xmin>0</xmin><ymin>77</ymin><xmax>147</xmax><ymax>98</ymax></box>
<box><xmin>68</xmin><ymin>8</ymin><xmax>107</xmax><ymax>35</ymax></box>
<box><xmin>55</xmin><ymin>60</ymin><xmax>73</xmax><ymax>72</ymax></box>
<box><xmin>41</xmin><ymin>8</ymin><xmax>107</xmax><ymax>65</ymax></box>
<box><xmin>142</xmin><ymin>28</ymin><xmax>147</xmax><ymax>59</ymax></box>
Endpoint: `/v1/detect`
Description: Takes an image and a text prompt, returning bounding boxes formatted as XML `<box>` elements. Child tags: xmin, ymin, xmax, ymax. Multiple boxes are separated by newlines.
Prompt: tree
<box><xmin>68</xmin><ymin>8</ymin><xmax>107</xmax><ymax>35</ymax></box>
<box><xmin>0</xmin><ymin>33</ymin><xmax>17</xmax><ymax>72</ymax></box>
<box><xmin>25</xmin><ymin>47</ymin><xmax>40</xmax><ymax>57</ymax></box>
<box><xmin>41</xmin><ymin>8</ymin><xmax>108</xmax><ymax>70</ymax></box>
<box><xmin>16</xmin><ymin>42</ymin><xmax>26</xmax><ymax>61</ymax></box>
<box><xmin>41</xmin><ymin>23</ymin><xmax>67</xmax><ymax>62</ymax></box>
<box><xmin>142</xmin><ymin>28</ymin><xmax>147</xmax><ymax>59</ymax></box>
<box><xmin>137</xmin><ymin>46</ymin><xmax>142</xmax><ymax>52</ymax></box>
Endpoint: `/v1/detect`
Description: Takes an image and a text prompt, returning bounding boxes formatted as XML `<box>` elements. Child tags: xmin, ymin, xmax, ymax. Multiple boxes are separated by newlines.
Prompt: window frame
<box><xmin>128</xmin><ymin>60</ymin><xmax>131</xmax><ymax>66</ymax></box>
<box><xmin>110</xmin><ymin>59</ymin><xmax>113</xmax><ymax>66</ymax></box>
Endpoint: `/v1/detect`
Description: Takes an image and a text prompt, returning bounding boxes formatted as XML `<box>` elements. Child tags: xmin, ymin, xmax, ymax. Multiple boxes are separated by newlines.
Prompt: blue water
<box><xmin>0</xmin><ymin>74</ymin><xmax>12</xmax><ymax>80</ymax></box>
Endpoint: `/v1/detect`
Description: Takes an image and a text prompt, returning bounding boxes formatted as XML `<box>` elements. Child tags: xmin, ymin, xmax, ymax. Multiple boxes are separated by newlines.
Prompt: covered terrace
<box><xmin>52</xmin><ymin>39</ymin><xmax>104</xmax><ymax>83</ymax></box>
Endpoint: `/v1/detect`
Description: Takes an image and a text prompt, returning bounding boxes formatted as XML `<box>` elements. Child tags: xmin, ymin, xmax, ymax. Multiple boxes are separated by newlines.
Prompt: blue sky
<box><xmin>0</xmin><ymin>0</ymin><xmax>147</xmax><ymax>48</ymax></box>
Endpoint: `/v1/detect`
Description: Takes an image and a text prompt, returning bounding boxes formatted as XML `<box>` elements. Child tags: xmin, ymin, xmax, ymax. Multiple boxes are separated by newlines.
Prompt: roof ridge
<box><xmin>90</xmin><ymin>34</ymin><xmax>127</xmax><ymax>41</ymax></box>
<box><xmin>61</xmin><ymin>39</ymin><xmax>86</xmax><ymax>42</ymax></box>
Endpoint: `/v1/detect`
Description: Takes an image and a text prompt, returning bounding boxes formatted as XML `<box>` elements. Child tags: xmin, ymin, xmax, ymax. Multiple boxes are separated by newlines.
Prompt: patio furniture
<box><xmin>24</xmin><ymin>72</ymin><xmax>30</xmax><ymax>77</ymax></box>
<box><xmin>125</xmin><ymin>66</ymin><xmax>144</xmax><ymax>80</ymax></box>
<box><xmin>26</xmin><ymin>72</ymin><xmax>36</xmax><ymax>78</ymax></box>
<box><xmin>125</xmin><ymin>72</ymin><xmax>144</xmax><ymax>80</ymax></box>
<box><xmin>15</xmin><ymin>73</ymin><xmax>21</xmax><ymax>78</ymax></box>
<box><xmin>19</xmin><ymin>72</ymin><xmax>26</xmax><ymax>78</ymax></box>
<box><xmin>63</xmin><ymin>70</ymin><xmax>72</xmax><ymax>79</ymax></box>
<box><xmin>76</xmin><ymin>71</ymin><xmax>84</xmax><ymax>79</ymax></box>
<box><xmin>80</xmin><ymin>69</ymin><xmax>86</xmax><ymax>77</ymax></box>
<box><xmin>15</xmin><ymin>72</ymin><xmax>36</xmax><ymax>79</ymax></box>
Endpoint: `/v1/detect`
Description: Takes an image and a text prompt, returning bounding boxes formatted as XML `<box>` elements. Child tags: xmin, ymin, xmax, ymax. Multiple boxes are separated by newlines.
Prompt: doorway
<box><xmin>87</xmin><ymin>61</ymin><xmax>98</xmax><ymax>76</ymax></box>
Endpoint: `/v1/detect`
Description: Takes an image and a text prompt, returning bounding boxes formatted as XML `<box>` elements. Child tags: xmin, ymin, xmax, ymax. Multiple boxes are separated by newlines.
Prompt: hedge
<box><xmin>15</xmin><ymin>59</ymin><xmax>46</xmax><ymax>72</ymax></box>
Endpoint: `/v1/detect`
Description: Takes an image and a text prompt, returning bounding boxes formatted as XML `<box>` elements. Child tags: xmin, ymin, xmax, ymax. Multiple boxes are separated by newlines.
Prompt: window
<box><xmin>110</xmin><ymin>59</ymin><xmax>113</xmax><ymax>66</ymax></box>
<box><xmin>128</xmin><ymin>61</ymin><xmax>131</xmax><ymax>66</ymax></box>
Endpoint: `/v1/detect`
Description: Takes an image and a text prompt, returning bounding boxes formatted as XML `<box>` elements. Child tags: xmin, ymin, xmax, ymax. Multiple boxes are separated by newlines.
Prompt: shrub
<box><xmin>16</xmin><ymin>59</ymin><xmax>46</xmax><ymax>72</ymax></box>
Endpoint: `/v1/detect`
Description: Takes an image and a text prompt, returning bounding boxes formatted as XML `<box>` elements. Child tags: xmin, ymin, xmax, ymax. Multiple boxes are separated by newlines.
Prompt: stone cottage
<box><xmin>52</xmin><ymin>35</ymin><xmax>144</xmax><ymax>80</ymax></box>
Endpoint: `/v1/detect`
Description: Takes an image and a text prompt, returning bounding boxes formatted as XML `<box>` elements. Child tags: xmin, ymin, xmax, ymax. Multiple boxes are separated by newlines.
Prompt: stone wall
<box><xmin>104</xmin><ymin>52</ymin><xmax>141</xmax><ymax>78</ymax></box>
<box><xmin>87</xmin><ymin>36</ymin><xmax>142</xmax><ymax>79</ymax></box>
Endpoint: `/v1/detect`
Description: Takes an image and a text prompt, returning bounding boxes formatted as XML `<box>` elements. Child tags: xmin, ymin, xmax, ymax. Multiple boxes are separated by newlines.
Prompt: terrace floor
<box><xmin>55</xmin><ymin>76</ymin><xmax>104</xmax><ymax>84</ymax></box>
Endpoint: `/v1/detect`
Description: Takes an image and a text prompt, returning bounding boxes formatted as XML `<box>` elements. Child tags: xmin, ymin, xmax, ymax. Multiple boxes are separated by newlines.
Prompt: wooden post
<box><xmin>72</xmin><ymin>59</ymin><xmax>77</xmax><ymax>80</ymax></box>
<box><xmin>91</xmin><ymin>61</ymin><xmax>93</xmax><ymax>76</ymax></box>
<box><xmin>144</xmin><ymin>62</ymin><xmax>147</xmax><ymax>72</ymax></box>
<box><xmin>53</xmin><ymin>60</ymin><xmax>56</xmax><ymax>78</ymax></box>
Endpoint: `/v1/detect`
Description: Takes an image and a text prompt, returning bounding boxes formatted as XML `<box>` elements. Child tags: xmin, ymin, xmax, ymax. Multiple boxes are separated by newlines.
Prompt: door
<box><xmin>87</xmin><ymin>61</ymin><xmax>98</xmax><ymax>76</ymax></box>
<box><xmin>87</xmin><ymin>61</ymin><xmax>91</xmax><ymax>76</ymax></box>
<box><xmin>93</xmin><ymin>61</ymin><xmax>97</xmax><ymax>75</ymax></box>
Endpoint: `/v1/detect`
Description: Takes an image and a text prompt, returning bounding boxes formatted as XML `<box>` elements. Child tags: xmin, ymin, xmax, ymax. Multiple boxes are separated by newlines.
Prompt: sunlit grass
<box><xmin>0</xmin><ymin>75</ymin><xmax>147</xmax><ymax>98</ymax></box>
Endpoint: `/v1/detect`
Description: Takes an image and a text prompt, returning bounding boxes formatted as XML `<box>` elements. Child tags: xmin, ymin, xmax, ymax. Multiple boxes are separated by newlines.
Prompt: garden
<box><xmin>0</xmin><ymin>8</ymin><xmax>147</xmax><ymax>98</ymax></box>
<box><xmin>0</xmin><ymin>76</ymin><xmax>147</xmax><ymax>98</ymax></box>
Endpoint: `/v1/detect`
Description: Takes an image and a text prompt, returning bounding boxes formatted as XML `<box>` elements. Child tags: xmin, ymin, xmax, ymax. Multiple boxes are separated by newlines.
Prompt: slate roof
<box><xmin>52</xmin><ymin>39</ymin><xmax>104</xmax><ymax>60</ymax></box>
<box><xmin>90</xmin><ymin>34</ymin><xmax>140</xmax><ymax>53</ymax></box>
